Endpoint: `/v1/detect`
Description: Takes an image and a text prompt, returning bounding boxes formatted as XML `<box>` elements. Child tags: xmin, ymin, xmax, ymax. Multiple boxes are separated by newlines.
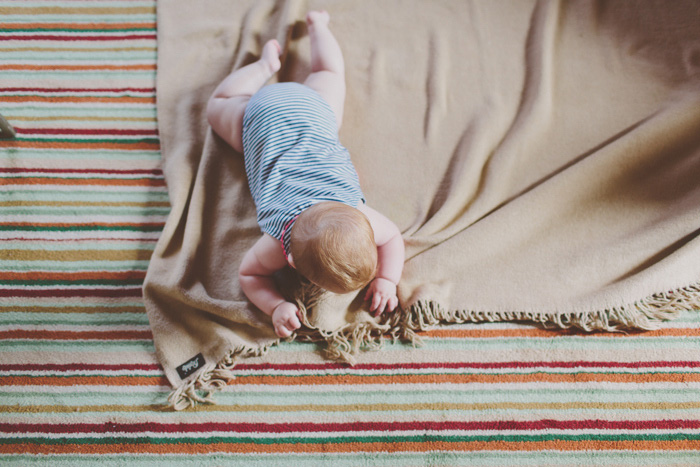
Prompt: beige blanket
<box><xmin>145</xmin><ymin>0</ymin><xmax>700</xmax><ymax>409</ymax></box>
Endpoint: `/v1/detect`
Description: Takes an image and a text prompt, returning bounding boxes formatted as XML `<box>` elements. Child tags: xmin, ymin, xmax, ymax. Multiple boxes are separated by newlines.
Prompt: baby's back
<box><xmin>241</xmin><ymin>82</ymin><xmax>363</xmax><ymax>241</ymax></box>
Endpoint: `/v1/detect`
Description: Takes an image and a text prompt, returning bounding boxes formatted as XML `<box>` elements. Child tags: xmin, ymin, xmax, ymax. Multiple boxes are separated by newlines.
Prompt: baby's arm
<box><xmin>239</xmin><ymin>234</ymin><xmax>301</xmax><ymax>338</ymax></box>
<box><xmin>358</xmin><ymin>205</ymin><xmax>405</xmax><ymax>314</ymax></box>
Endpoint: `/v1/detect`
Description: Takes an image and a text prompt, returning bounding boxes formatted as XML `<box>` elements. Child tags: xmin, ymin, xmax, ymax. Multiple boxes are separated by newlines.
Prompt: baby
<box><xmin>206</xmin><ymin>11</ymin><xmax>405</xmax><ymax>338</ymax></box>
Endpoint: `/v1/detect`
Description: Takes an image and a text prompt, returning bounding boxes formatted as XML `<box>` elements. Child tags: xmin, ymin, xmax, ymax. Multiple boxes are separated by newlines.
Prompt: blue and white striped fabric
<box><xmin>242</xmin><ymin>82</ymin><xmax>364</xmax><ymax>256</ymax></box>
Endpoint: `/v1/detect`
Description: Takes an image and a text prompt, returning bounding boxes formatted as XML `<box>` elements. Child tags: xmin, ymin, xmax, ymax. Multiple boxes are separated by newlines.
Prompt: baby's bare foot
<box><xmin>306</xmin><ymin>10</ymin><xmax>330</xmax><ymax>28</ymax></box>
<box><xmin>260</xmin><ymin>39</ymin><xmax>282</xmax><ymax>74</ymax></box>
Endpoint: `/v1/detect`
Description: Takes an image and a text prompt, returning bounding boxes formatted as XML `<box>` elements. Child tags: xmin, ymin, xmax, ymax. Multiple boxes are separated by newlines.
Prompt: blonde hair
<box><xmin>290</xmin><ymin>201</ymin><xmax>377</xmax><ymax>294</ymax></box>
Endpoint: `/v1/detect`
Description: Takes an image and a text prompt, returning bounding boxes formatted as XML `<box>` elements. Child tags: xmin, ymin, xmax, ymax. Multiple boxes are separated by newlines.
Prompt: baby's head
<box><xmin>290</xmin><ymin>201</ymin><xmax>377</xmax><ymax>294</ymax></box>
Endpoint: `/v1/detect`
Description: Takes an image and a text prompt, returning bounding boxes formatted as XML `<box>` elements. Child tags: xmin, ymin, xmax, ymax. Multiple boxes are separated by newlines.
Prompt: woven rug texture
<box><xmin>1</xmin><ymin>1</ymin><xmax>700</xmax><ymax>465</ymax></box>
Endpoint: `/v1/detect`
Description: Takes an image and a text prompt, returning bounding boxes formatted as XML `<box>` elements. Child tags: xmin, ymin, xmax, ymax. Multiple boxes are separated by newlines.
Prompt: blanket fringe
<box><xmin>298</xmin><ymin>319</ymin><xmax>390</xmax><ymax>365</ymax></box>
<box><xmin>167</xmin><ymin>344</ymin><xmax>273</xmax><ymax>411</ymax></box>
<box><xmin>292</xmin><ymin>280</ymin><xmax>392</xmax><ymax>365</ymax></box>
<box><xmin>167</xmin><ymin>281</ymin><xmax>700</xmax><ymax>409</ymax></box>
<box><xmin>333</xmin><ymin>281</ymin><xmax>700</xmax><ymax>366</ymax></box>
<box><xmin>396</xmin><ymin>281</ymin><xmax>700</xmax><ymax>335</ymax></box>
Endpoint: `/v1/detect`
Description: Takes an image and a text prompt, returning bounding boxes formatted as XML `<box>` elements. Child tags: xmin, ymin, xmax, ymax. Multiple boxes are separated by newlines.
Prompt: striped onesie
<box><xmin>241</xmin><ymin>82</ymin><xmax>364</xmax><ymax>257</ymax></box>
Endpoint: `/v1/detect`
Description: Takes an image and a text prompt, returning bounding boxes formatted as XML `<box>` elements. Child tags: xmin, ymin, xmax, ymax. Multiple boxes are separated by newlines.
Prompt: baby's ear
<box><xmin>287</xmin><ymin>253</ymin><xmax>296</xmax><ymax>269</ymax></box>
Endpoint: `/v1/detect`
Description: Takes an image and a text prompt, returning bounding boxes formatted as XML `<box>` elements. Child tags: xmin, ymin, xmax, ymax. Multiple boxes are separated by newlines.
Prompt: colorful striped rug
<box><xmin>1</xmin><ymin>1</ymin><xmax>700</xmax><ymax>465</ymax></box>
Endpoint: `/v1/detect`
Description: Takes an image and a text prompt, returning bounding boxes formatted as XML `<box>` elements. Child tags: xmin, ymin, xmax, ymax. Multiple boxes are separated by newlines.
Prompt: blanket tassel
<box><xmin>167</xmin><ymin>281</ymin><xmax>700</xmax><ymax>409</ymax></box>
<box><xmin>400</xmin><ymin>281</ymin><xmax>700</xmax><ymax>334</ymax></box>
<box><xmin>167</xmin><ymin>344</ymin><xmax>273</xmax><ymax>411</ymax></box>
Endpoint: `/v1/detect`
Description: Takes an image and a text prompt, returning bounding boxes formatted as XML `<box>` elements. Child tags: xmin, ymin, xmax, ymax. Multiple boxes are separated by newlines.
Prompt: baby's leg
<box><xmin>206</xmin><ymin>40</ymin><xmax>281</xmax><ymax>152</ymax></box>
<box><xmin>303</xmin><ymin>11</ymin><xmax>346</xmax><ymax>129</ymax></box>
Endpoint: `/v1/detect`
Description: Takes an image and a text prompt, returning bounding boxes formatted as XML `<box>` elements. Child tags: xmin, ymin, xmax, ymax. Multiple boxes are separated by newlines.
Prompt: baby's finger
<box><xmin>387</xmin><ymin>296</ymin><xmax>398</xmax><ymax>312</ymax></box>
<box><xmin>371</xmin><ymin>295</ymin><xmax>387</xmax><ymax>317</ymax></box>
<box><xmin>288</xmin><ymin>314</ymin><xmax>301</xmax><ymax>330</ymax></box>
<box><xmin>370</xmin><ymin>292</ymin><xmax>382</xmax><ymax>312</ymax></box>
<box><xmin>378</xmin><ymin>296</ymin><xmax>390</xmax><ymax>315</ymax></box>
<box><xmin>275</xmin><ymin>324</ymin><xmax>292</xmax><ymax>338</ymax></box>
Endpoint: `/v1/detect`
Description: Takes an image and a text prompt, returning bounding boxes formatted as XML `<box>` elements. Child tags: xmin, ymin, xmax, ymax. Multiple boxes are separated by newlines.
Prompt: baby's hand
<box><xmin>272</xmin><ymin>302</ymin><xmax>301</xmax><ymax>338</ymax></box>
<box><xmin>364</xmin><ymin>278</ymin><xmax>398</xmax><ymax>316</ymax></box>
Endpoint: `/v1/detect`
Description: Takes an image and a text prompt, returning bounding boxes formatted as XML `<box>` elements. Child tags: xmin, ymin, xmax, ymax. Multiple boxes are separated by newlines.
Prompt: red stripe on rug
<box><xmin>0</xmin><ymin>363</ymin><xmax>160</xmax><ymax>371</ymax></box>
<box><xmin>0</xmin><ymin>288</ymin><xmax>143</xmax><ymax>298</ymax></box>
<box><xmin>0</xmin><ymin>330</ymin><xmax>151</xmax><ymax>339</ymax></box>
<box><xmin>234</xmin><ymin>361</ymin><xmax>700</xmax><ymax>371</ymax></box>
<box><xmin>0</xmin><ymin>168</ymin><xmax>162</xmax><ymax>175</ymax></box>
<box><xmin>3</xmin><ymin>419</ymin><xmax>700</xmax><ymax>434</ymax></box>
<box><xmin>0</xmin><ymin>34</ymin><xmax>157</xmax><ymax>41</ymax></box>
<box><xmin>12</xmin><ymin>128</ymin><xmax>158</xmax><ymax>136</ymax></box>
<box><xmin>0</xmin><ymin>87</ymin><xmax>154</xmax><ymax>93</ymax></box>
